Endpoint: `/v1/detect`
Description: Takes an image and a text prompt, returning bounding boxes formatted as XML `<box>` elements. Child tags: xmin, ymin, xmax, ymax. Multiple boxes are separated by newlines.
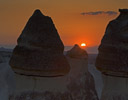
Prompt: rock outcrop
<box><xmin>9</xmin><ymin>9</ymin><xmax>70</xmax><ymax>77</ymax></box>
<box><xmin>96</xmin><ymin>9</ymin><xmax>128</xmax><ymax>77</ymax></box>
<box><xmin>96</xmin><ymin>9</ymin><xmax>128</xmax><ymax>100</ymax></box>
<box><xmin>66</xmin><ymin>44</ymin><xmax>88</xmax><ymax>59</ymax></box>
<box><xmin>10</xmin><ymin>44</ymin><xmax>99</xmax><ymax>100</ymax></box>
<box><xmin>66</xmin><ymin>44</ymin><xmax>98</xmax><ymax>100</ymax></box>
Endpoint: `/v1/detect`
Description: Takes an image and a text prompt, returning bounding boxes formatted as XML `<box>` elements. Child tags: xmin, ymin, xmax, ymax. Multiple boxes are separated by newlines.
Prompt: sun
<box><xmin>81</xmin><ymin>43</ymin><xmax>86</xmax><ymax>47</ymax></box>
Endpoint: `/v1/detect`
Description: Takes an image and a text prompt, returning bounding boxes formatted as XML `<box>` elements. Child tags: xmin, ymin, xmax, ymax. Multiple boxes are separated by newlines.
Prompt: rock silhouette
<box><xmin>96</xmin><ymin>9</ymin><xmax>128</xmax><ymax>77</ymax></box>
<box><xmin>66</xmin><ymin>44</ymin><xmax>88</xmax><ymax>59</ymax></box>
<box><xmin>96</xmin><ymin>9</ymin><xmax>128</xmax><ymax>100</ymax></box>
<box><xmin>9</xmin><ymin>9</ymin><xmax>70</xmax><ymax>77</ymax></box>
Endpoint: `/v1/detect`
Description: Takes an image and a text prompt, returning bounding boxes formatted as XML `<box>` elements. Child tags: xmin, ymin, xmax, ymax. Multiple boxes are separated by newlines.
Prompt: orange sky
<box><xmin>1</xmin><ymin>0</ymin><xmax>128</xmax><ymax>47</ymax></box>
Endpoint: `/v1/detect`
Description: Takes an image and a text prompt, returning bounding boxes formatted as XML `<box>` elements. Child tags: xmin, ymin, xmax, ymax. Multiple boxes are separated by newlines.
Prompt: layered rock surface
<box><xmin>9</xmin><ymin>9</ymin><xmax>70</xmax><ymax>77</ymax></box>
<box><xmin>10</xmin><ymin>44</ymin><xmax>99</xmax><ymax>100</ymax></box>
<box><xmin>96</xmin><ymin>9</ymin><xmax>128</xmax><ymax>100</ymax></box>
<box><xmin>96</xmin><ymin>9</ymin><xmax>128</xmax><ymax>77</ymax></box>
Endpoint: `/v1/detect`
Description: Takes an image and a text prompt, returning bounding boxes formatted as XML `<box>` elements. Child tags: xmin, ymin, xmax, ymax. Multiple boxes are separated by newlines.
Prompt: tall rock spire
<box><xmin>9</xmin><ymin>9</ymin><xmax>70</xmax><ymax>77</ymax></box>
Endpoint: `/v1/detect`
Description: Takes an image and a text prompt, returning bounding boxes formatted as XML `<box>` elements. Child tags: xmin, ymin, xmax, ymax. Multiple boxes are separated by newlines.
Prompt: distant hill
<box><xmin>65</xmin><ymin>46</ymin><xmax>98</xmax><ymax>54</ymax></box>
<box><xmin>0</xmin><ymin>47</ymin><xmax>13</xmax><ymax>52</ymax></box>
<box><xmin>0</xmin><ymin>46</ymin><xmax>99</xmax><ymax>54</ymax></box>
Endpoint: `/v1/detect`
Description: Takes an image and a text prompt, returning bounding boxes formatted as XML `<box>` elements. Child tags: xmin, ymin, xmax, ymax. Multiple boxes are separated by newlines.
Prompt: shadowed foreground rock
<box><xmin>10</xmin><ymin>44</ymin><xmax>99</xmax><ymax>100</ymax></box>
<box><xmin>9</xmin><ymin>9</ymin><xmax>70</xmax><ymax>77</ymax></box>
<box><xmin>96</xmin><ymin>9</ymin><xmax>128</xmax><ymax>100</ymax></box>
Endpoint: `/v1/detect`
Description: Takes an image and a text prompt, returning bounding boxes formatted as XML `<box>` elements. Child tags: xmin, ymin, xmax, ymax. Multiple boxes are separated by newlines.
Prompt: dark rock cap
<box><xmin>96</xmin><ymin>9</ymin><xmax>128</xmax><ymax>77</ymax></box>
<box><xmin>66</xmin><ymin>44</ymin><xmax>88</xmax><ymax>59</ymax></box>
<box><xmin>9</xmin><ymin>9</ymin><xmax>70</xmax><ymax>77</ymax></box>
<box><xmin>119</xmin><ymin>9</ymin><xmax>128</xmax><ymax>13</ymax></box>
<box><xmin>32</xmin><ymin>9</ymin><xmax>44</xmax><ymax>16</ymax></box>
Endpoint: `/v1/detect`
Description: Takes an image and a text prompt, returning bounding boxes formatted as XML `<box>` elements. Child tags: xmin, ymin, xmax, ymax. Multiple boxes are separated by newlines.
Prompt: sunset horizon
<box><xmin>1</xmin><ymin>0</ymin><xmax>127</xmax><ymax>48</ymax></box>
<box><xmin>1</xmin><ymin>1</ymin><xmax>128</xmax><ymax>99</ymax></box>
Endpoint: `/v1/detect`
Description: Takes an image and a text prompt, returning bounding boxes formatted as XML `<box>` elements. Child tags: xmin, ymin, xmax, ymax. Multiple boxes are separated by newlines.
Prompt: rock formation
<box><xmin>10</xmin><ymin>44</ymin><xmax>99</xmax><ymax>100</ymax></box>
<box><xmin>66</xmin><ymin>44</ymin><xmax>88</xmax><ymax>59</ymax></box>
<box><xmin>96</xmin><ymin>9</ymin><xmax>128</xmax><ymax>100</ymax></box>
<box><xmin>96</xmin><ymin>9</ymin><xmax>128</xmax><ymax>76</ymax></box>
<box><xmin>66</xmin><ymin>44</ymin><xmax>98</xmax><ymax>100</ymax></box>
<box><xmin>9</xmin><ymin>9</ymin><xmax>70</xmax><ymax>77</ymax></box>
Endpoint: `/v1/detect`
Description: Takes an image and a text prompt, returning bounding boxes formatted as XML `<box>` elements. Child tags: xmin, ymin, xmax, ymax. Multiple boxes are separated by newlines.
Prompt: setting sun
<box><xmin>81</xmin><ymin>43</ymin><xmax>86</xmax><ymax>47</ymax></box>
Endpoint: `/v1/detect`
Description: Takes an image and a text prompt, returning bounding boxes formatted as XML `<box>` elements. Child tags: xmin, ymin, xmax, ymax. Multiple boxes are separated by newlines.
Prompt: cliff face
<box><xmin>96</xmin><ymin>9</ymin><xmax>128</xmax><ymax>77</ymax></box>
<box><xmin>9</xmin><ymin>9</ymin><xmax>70</xmax><ymax>77</ymax></box>
<box><xmin>96</xmin><ymin>9</ymin><xmax>128</xmax><ymax>100</ymax></box>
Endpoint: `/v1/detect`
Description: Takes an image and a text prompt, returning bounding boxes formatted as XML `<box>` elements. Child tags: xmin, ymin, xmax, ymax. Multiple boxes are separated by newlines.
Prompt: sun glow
<box><xmin>81</xmin><ymin>43</ymin><xmax>86</xmax><ymax>47</ymax></box>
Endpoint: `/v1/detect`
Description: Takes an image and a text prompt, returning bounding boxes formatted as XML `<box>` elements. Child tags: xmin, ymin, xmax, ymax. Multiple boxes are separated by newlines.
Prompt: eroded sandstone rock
<box><xmin>9</xmin><ymin>9</ymin><xmax>70</xmax><ymax>77</ymax></box>
<box><xmin>96</xmin><ymin>9</ymin><xmax>128</xmax><ymax>100</ymax></box>
<box><xmin>66</xmin><ymin>44</ymin><xmax>88</xmax><ymax>59</ymax></box>
<box><xmin>96</xmin><ymin>9</ymin><xmax>128</xmax><ymax>77</ymax></box>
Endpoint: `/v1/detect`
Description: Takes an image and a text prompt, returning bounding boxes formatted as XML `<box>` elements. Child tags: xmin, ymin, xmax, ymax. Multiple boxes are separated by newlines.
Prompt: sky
<box><xmin>1</xmin><ymin>0</ymin><xmax>128</xmax><ymax>48</ymax></box>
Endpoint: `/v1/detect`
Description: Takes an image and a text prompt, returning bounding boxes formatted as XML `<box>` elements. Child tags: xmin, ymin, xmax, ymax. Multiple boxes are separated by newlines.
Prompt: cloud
<box><xmin>81</xmin><ymin>11</ymin><xmax>118</xmax><ymax>16</ymax></box>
